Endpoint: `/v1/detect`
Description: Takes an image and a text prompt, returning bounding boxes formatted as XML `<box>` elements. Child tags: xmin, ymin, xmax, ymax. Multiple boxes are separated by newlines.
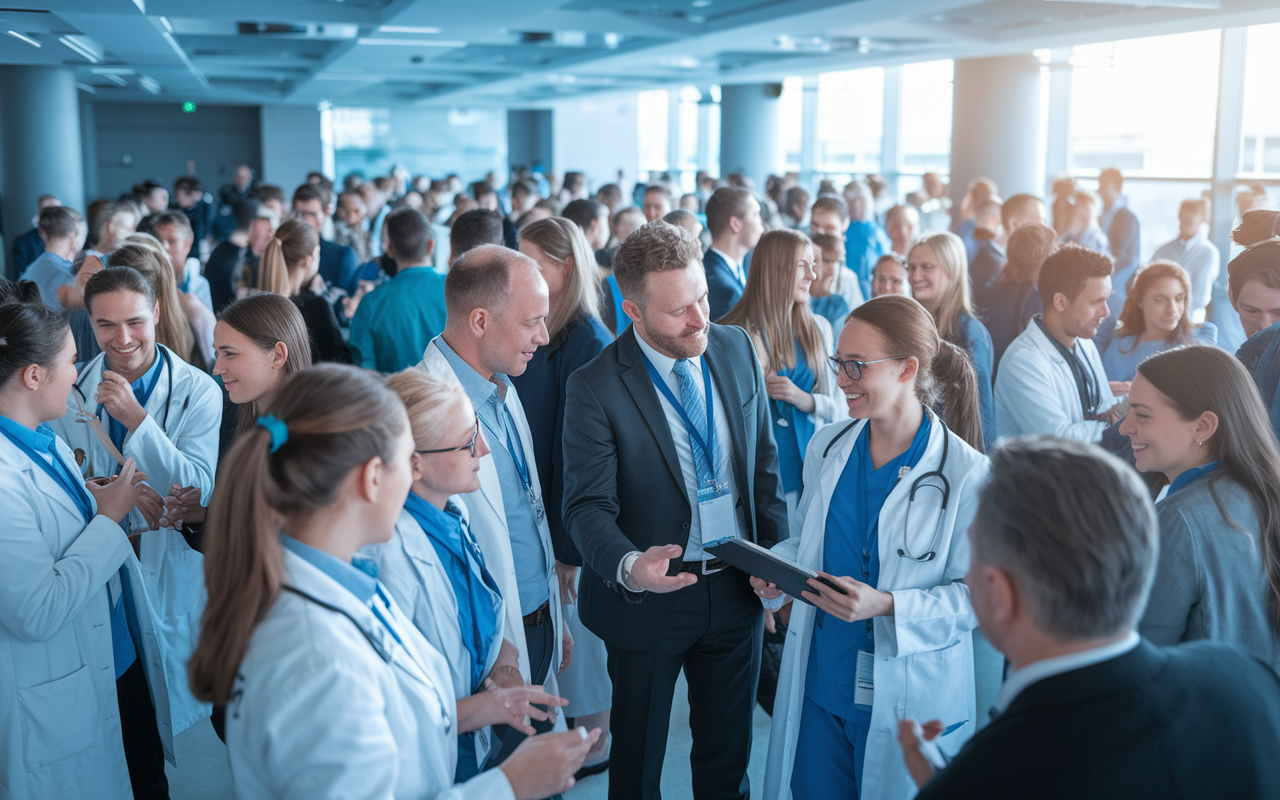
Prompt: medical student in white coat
<box><xmin>187</xmin><ymin>364</ymin><xmax>598</xmax><ymax>800</ymax></box>
<box><xmin>417</xmin><ymin>245</ymin><xmax>570</xmax><ymax>764</ymax></box>
<box><xmin>753</xmin><ymin>295</ymin><xmax>990</xmax><ymax>800</ymax></box>
<box><xmin>0</xmin><ymin>288</ymin><xmax>179</xmax><ymax>800</ymax></box>
<box><xmin>994</xmin><ymin>243</ymin><xmax>1124</xmax><ymax>442</ymax></box>
<box><xmin>363</xmin><ymin>369</ymin><xmax>541</xmax><ymax>782</ymax></box>
<box><xmin>52</xmin><ymin>268</ymin><xmax>221</xmax><ymax>719</ymax></box>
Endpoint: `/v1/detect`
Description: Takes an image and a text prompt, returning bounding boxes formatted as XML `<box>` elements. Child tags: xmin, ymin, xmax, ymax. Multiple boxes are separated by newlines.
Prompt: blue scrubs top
<box><xmin>102</xmin><ymin>348</ymin><xmax>164</xmax><ymax>453</ymax></box>
<box><xmin>805</xmin><ymin>411</ymin><xmax>932</xmax><ymax>719</ymax></box>
<box><xmin>1167</xmin><ymin>461</ymin><xmax>1219</xmax><ymax>496</ymax></box>
<box><xmin>772</xmin><ymin>342</ymin><xmax>819</xmax><ymax>496</ymax></box>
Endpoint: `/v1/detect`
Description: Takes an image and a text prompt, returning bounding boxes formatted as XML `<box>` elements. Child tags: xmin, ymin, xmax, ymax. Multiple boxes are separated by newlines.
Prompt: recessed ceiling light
<box><xmin>357</xmin><ymin>38</ymin><xmax>465</xmax><ymax>47</ymax></box>
<box><xmin>6</xmin><ymin>30</ymin><xmax>41</xmax><ymax>48</ymax></box>
<box><xmin>692</xmin><ymin>0</ymin><xmax>712</xmax><ymax>7</ymax></box>
<box><xmin>378</xmin><ymin>25</ymin><xmax>443</xmax><ymax>34</ymax></box>
<box><xmin>59</xmin><ymin>35</ymin><xmax>101</xmax><ymax>63</ymax></box>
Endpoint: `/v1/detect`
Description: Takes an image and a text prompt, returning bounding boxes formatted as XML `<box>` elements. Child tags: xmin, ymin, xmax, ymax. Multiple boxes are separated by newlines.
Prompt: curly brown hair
<box><xmin>612</xmin><ymin>220</ymin><xmax>703</xmax><ymax>305</ymax></box>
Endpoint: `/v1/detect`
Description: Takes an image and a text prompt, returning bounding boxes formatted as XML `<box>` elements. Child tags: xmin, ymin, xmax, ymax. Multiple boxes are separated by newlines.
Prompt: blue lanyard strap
<box><xmin>482</xmin><ymin>403</ymin><xmax>532</xmax><ymax>493</ymax></box>
<box><xmin>369</xmin><ymin>585</ymin><xmax>406</xmax><ymax>649</ymax></box>
<box><xmin>0</xmin><ymin>428</ymin><xmax>94</xmax><ymax>525</ymax></box>
<box><xmin>641</xmin><ymin>354</ymin><xmax>717</xmax><ymax>472</ymax></box>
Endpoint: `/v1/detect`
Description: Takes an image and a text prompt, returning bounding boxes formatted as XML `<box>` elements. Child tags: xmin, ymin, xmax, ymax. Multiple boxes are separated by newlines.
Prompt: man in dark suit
<box><xmin>563</xmin><ymin>220</ymin><xmax>788</xmax><ymax>800</ymax></box>
<box><xmin>292</xmin><ymin>183</ymin><xmax>358</xmax><ymax>296</ymax></box>
<box><xmin>901</xmin><ymin>438</ymin><xmax>1280</xmax><ymax>799</ymax></box>
<box><xmin>703</xmin><ymin>186</ymin><xmax>763</xmax><ymax>320</ymax></box>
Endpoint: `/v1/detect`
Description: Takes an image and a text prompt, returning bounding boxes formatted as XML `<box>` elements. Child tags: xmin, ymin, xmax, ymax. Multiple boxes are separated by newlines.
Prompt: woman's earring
<box><xmin>1196</xmin><ymin>440</ymin><xmax>1204</xmax><ymax>446</ymax></box>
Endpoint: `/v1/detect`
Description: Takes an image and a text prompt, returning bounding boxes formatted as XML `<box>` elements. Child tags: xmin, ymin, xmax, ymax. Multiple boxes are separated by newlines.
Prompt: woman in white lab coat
<box><xmin>188</xmin><ymin>364</ymin><xmax>599</xmax><ymax>800</ymax></box>
<box><xmin>362</xmin><ymin>369</ymin><xmax>527</xmax><ymax>781</ymax></box>
<box><xmin>754</xmin><ymin>295</ymin><xmax>990</xmax><ymax>800</ymax></box>
<box><xmin>0</xmin><ymin>284</ymin><xmax>164</xmax><ymax>800</ymax></box>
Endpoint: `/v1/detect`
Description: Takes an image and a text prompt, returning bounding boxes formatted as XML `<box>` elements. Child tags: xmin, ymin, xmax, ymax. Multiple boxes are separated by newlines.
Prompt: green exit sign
<box><xmin>182</xmin><ymin>101</ymin><xmax>196</xmax><ymax>113</ymax></box>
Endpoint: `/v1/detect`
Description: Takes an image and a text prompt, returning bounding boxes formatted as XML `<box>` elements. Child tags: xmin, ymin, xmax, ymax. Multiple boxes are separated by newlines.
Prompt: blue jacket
<box><xmin>705</xmin><ymin>248</ymin><xmax>748</xmax><ymax>321</ymax></box>
<box><xmin>318</xmin><ymin>238</ymin><xmax>359</xmax><ymax>297</ymax></box>
<box><xmin>956</xmin><ymin>313</ymin><xmax>996</xmax><ymax>449</ymax></box>
<box><xmin>1237</xmin><ymin>320</ymin><xmax>1280</xmax><ymax>443</ymax></box>
<box><xmin>510</xmin><ymin>314</ymin><xmax>613</xmax><ymax>566</ymax></box>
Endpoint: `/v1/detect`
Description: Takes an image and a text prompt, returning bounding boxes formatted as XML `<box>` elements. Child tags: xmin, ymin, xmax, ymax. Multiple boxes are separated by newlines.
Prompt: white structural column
<box><xmin>881</xmin><ymin>66</ymin><xmax>902</xmax><ymax>198</ymax></box>
<box><xmin>1043</xmin><ymin>48</ymin><xmax>1073</xmax><ymax>195</ymax></box>
<box><xmin>1210</xmin><ymin>27</ymin><xmax>1248</xmax><ymax>260</ymax></box>
<box><xmin>799</xmin><ymin>75</ymin><xmax>819</xmax><ymax>188</ymax></box>
<box><xmin>719</xmin><ymin>83</ymin><xmax>782</xmax><ymax>187</ymax></box>
<box><xmin>950</xmin><ymin>54</ymin><xmax>1044</xmax><ymax>206</ymax></box>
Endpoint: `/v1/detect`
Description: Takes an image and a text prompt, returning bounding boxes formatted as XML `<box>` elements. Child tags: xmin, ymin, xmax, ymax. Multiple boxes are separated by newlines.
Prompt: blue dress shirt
<box><xmin>19</xmin><ymin>250</ymin><xmax>75</xmax><ymax>313</ymax></box>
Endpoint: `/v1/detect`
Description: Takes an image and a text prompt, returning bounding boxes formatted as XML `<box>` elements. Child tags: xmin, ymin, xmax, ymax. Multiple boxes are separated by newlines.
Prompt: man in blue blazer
<box><xmin>292</xmin><ymin>183</ymin><xmax>358</xmax><ymax>296</ymax></box>
<box><xmin>901</xmin><ymin>438</ymin><xmax>1280</xmax><ymax>799</ymax></box>
<box><xmin>564</xmin><ymin>220</ymin><xmax>787</xmax><ymax>800</ymax></box>
<box><xmin>704</xmin><ymin>186</ymin><xmax>763</xmax><ymax>320</ymax></box>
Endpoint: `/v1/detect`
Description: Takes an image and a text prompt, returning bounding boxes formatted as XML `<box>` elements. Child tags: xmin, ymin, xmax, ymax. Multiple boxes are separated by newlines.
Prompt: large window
<box><xmin>816</xmin><ymin>67</ymin><xmax>884</xmax><ymax>174</ymax></box>
<box><xmin>900</xmin><ymin>60</ymin><xmax>952</xmax><ymax>174</ymax></box>
<box><xmin>637</xmin><ymin>89</ymin><xmax>670</xmax><ymax>173</ymax></box>
<box><xmin>780</xmin><ymin>76</ymin><xmax>804</xmax><ymax>172</ymax></box>
<box><xmin>1069</xmin><ymin>31</ymin><xmax>1220</xmax><ymax>178</ymax></box>
<box><xmin>1240</xmin><ymin>23</ymin><xmax>1280</xmax><ymax>176</ymax></box>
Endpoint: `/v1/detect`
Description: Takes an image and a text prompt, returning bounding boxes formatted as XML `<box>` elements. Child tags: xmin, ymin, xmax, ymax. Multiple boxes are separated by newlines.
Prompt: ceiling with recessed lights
<box><xmin>0</xmin><ymin>0</ymin><xmax>1276</xmax><ymax>107</ymax></box>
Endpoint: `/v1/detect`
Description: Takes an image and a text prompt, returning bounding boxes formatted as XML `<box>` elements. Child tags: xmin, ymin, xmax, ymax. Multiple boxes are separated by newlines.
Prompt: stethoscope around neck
<box><xmin>72</xmin><ymin>345</ymin><xmax>179</xmax><ymax>436</ymax></box>
<box><xmin>822</xmin><ymin>414</ymin><xmax>951</xmax><ymax>562</ymax></box>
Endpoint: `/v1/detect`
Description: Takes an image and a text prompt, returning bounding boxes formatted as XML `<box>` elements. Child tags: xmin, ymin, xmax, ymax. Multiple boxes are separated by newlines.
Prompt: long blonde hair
<box><xmin>518</xmin><ymin>216</ymin><xmax>603</xmax><ymax>340</ymax></box>
<box><xmin>110</xmin><ymin>234</ymin><xmax>195</xmax><ymax>363</ymax></box>
<box><xmin>909</xmin><ymin>231</ymin><xmax>975</xmax><ymax>345</ymax></box>
<box><xmin>257</xmin><ymin>219</ymin><xmax>319</xmax><ymax>297</ymax></box>
<box><xmin>189</xmin><ymin>364</ymin><xmax>408</xmax><ymax>704</ymax></box>
<box><xmin>719</xmin><ymin>228</ymin><xmax>829</xmax><ymax>394</ymax></box>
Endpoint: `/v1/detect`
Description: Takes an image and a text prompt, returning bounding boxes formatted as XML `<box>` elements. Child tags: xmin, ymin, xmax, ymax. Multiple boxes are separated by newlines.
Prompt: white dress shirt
<box><xmin>995</xmin><ymin>631</ymin><xmax>1140</xmax><ymax>712</ymax></box>
<box><xmin>618</xmin><ymin>332</ymin><xmax>746</xmax><ymax>587</ymax></box>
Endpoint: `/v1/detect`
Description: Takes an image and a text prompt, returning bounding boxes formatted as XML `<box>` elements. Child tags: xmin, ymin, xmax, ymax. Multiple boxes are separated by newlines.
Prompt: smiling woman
<box><xmin>1101</xmin><ymin>260</ymin><xmax>1216</xmax><ymax>382</ymax></box>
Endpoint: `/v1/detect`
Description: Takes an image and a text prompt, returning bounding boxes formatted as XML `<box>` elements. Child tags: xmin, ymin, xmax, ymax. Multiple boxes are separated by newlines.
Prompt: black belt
<box><xmin>679</xmin><ymin>558</ymin><xmax>728</xmax><ymax>575</ymax></box>
<box><xmin>522</xmin><ymin>600</ymin><xmax>551</xmax><ymax>627</ymax></box>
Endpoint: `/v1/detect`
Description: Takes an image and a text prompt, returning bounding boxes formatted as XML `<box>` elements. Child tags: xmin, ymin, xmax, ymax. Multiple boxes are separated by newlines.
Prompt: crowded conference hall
<box><xmin>5</xmin><ymin>1</ymin><xmax>1280</xmax><ymax>799</ymax></box>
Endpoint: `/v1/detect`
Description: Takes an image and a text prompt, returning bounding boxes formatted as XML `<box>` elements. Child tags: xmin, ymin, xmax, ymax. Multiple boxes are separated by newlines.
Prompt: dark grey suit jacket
<box><xmin>562</xmin><ymin>323</ymin><xmax>789</xmax><ymax>652</ymax></box>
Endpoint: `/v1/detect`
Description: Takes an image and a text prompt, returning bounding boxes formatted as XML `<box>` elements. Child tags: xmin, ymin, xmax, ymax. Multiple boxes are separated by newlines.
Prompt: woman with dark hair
<box><xmin>756</xmin><ymin>294</ymin><xmax>989</xmax><ymax>800</ymax></box>
<box><xmin>188</xmin><ymin>364</ymin><xmax>599</xmax><ymax>799</ymax></box>
<box><xmin>257</xmin><ymin>218</ymin><xmax>351</xmax><ymax>364</ymax></box>
<box><xmin>1102</xmin><ymin>261</ymin><xmax>1217</xmax><ymax>383</ymax></box>
<box><xmin>1121</xmin><ymin>345</ymin><xmax>1280</xmax><ymax>671</ymax></box>
<box><xmin>0</xmin><ymin>282</ymin><xmax>181</xmax><ymax>800</ymax></box>
<box><xmin>906</xmin><ymin>231</ymin><xmax>995</xmax><ymax>445</ymax></box>
<box><xmin>720</xmin><ymin>228</ymin><xmax>843</xmax><ymax>523</ymax></box>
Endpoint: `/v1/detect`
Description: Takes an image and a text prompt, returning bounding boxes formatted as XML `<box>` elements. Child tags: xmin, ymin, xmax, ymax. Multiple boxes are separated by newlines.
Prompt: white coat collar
<box><xmin>0</xmin><ymin>431</ymin><xmax>90</xmax><ymax>521</ymax></box>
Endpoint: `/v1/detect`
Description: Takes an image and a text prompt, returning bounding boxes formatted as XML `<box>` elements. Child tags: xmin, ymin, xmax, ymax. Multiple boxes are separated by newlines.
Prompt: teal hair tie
<box><xmin>256</xmin><ymin>415</ymin><xmax>289</xmax><ymax>452</ymax></box>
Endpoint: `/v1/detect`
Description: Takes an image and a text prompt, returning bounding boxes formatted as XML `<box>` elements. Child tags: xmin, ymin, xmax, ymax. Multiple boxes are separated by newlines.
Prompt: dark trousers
<box><xmin>117</xmin><ymin>658</ymin><xmax>170</xmax><ymax>800</ymax></box>
<box><xmin>487</xmin><ymin>610</ymin><xmax>556</xmax><ymax>767</ymax></box>
<box><xmin>606</xmin><ymin>569</ymin><xmax>763</xmax><ymax>800</ymax></box>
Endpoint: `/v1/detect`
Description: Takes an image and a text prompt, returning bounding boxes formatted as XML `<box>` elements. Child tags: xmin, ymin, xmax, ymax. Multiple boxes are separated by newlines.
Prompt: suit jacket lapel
<box><xmin>617</xmin><ymin>328</ymin><xmax>687</xmax><ymax>493</ymax></box>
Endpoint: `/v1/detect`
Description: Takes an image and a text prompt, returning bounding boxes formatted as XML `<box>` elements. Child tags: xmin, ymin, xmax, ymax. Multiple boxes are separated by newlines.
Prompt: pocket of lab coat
<box><xmin>17</xmin><ymin>664</ymin><xmax>105</xmax><ymax>770</ymax></box>
<box><xmin>156</xmin><ymin>546</ymin><xmax>204</xmax><ymax>618</ymax></box>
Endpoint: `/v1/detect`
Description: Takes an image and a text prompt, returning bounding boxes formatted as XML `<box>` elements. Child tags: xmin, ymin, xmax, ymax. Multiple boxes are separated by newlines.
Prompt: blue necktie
<box><xmin>672</xmin><ymin>359</ymin><xmax>716</xmax><ymax>489</ymax></box>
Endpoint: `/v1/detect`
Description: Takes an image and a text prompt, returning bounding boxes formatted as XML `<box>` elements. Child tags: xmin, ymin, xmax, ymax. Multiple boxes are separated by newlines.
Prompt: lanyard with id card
<box><xmin>642</xmin><ymin>356</ymin><xmax>737</xmax><ymax>540</ymax></box>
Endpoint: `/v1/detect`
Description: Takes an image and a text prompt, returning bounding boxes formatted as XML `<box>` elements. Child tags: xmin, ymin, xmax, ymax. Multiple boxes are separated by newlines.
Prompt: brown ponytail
<box><xmin>848</xmin><ymin>294</ymin><xmax>984</xmax><ymax>452</ymax></box>
<box><xmin>189</xmin><ymin>364</ymin><xmax>408</xmax><ymax>704</ymax></box>
<box><xmin>257</xmin><ymin>219</ymin><xmax>319</xmax><ymax>297</ymax></box>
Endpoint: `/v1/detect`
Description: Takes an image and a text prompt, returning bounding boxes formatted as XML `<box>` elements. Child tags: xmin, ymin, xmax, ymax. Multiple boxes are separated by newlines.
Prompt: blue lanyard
<box><xmin>482</xmin><ymin>403</ymin><xmax>532</xmax><ymax>493</ymax></box>
<box><xmin>0</xmin><ymin>428</ymin><xmax>94</xmax><ymax>525</ymax></box>
<box><xmin>368</xmin><ymin>585</ymin><xmax>406</xmax><ymax>649</ymax></box>
<box><xmin>97</xmin><ymin>348</ymin><xmax>166</xmax><ymax>452</ymax></box>
<box><xmin>641</xmin><ymin>354</ymin><xmax>718</xmax><ymax>472</ymax></box>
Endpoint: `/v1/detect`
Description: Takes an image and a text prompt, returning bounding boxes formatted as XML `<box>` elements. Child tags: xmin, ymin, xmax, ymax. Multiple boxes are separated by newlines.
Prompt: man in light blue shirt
<box><xmin>417</xmin><ymin>244</ymin><xmax>564</xmax><ymax>768</ymax></box>
<box><xmin>19</xmin><ymin>205</ymin><xmax>85</xmax><ymax>312</ymax></box>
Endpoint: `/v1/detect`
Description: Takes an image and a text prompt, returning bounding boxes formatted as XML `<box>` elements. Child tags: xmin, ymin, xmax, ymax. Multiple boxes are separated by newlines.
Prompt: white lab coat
<box><xmin>0</xmin><ymin>432</ymin><xmax>203</xmax><ymax>799</ymax></box>
<box><xmin>226</xmin><ymin>548</ymin><xmax>515</xmax><ymax>800</ymax></box>
<box><xmin>418</xmin><ymin>341</ymin><xmax>565</xmax><ymax>687</ymax></box>
<box><xmin>52</xmin><ymin>344</ymin><xmax>221</xmax><ymax>737</ymax></box>
<box><xmin>360</xmin><ymin>504</ymin><xmax>507</xmax><ymax>773</ymax></box>
<box><xmin>763</xmin><ymin>410</ymin><xmax>988</xmax><ymax>800</ymax></box>
<box><xmin>993</xmin><ymin>321</ymin><xmax>1116</xmax><ymax>442</ymax></box>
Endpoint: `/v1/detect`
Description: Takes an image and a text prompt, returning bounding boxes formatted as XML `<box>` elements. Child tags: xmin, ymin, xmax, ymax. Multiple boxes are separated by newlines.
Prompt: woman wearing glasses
<box><xmin>754</xmin><ymin>295</ymin><xmax>990</xmax><ymax>800</ymax></box>
<box><xmin>362</xmin><ymin>368</ymin><xmax>560</xmax><ymax>782</ymax></box>
<box><xmin>719</xmin><ymin>229</ymin><xmax>845</xmax><ymax>528</ymax></box>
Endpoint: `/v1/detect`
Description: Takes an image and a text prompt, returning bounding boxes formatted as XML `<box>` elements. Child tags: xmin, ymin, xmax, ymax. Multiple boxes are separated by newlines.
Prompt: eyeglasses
<box><xmin>417</xmin><ymin>415</ymin><xmax>480</xmax><ymax>457</ymax></box>
<box><xmin>828</xmin><ymin>355</ymin><xmax>907</xmax><ymax>381</ymax></box>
